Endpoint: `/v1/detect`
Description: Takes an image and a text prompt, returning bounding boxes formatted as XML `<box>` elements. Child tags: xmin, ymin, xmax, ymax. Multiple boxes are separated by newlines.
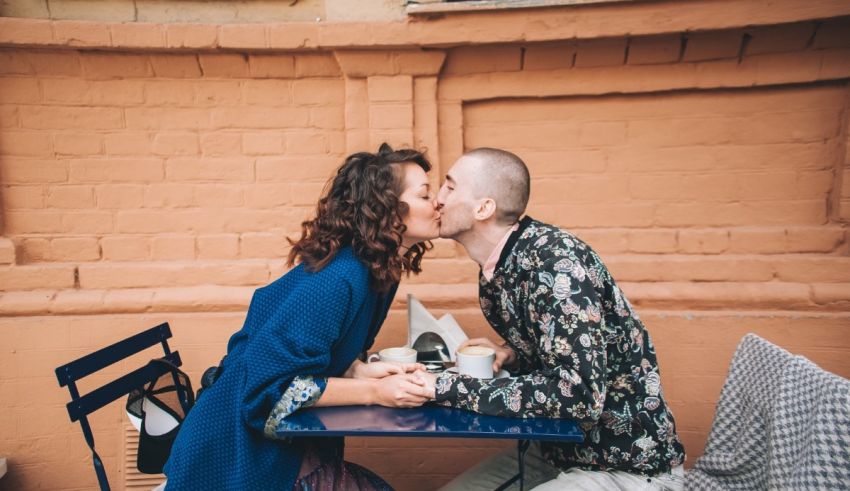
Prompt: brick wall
<box><xmin>0</xmin><ymin>0</ymin><xmax>407</xmax><ymax>23</ymax></box>
<box><xmin>1</xmin><ymin>8</ymin><xmax>849</xmax><ymax>491</ymax></box>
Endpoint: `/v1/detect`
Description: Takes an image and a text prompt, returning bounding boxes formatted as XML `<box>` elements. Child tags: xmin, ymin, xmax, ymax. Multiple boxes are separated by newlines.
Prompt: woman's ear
<box><xmin>474</xmin><ymin>198</ymin><xmax>497</xmax><ymax>221</ymax></box>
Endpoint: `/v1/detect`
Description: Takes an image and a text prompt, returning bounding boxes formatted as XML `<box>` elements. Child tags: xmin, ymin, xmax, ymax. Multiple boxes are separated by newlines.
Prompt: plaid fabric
<box><xmin>687</xmin><ymin>334</ymin><xmax>850</xmax><ymax>490</ymax></box>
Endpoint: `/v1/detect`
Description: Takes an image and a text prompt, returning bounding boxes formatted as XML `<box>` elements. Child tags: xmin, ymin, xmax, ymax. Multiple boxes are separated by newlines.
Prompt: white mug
<box><xmin>367</xmin><ymin>346</ymin><xmax>417</xmax><ymax>365</ymax></box>
<box><xmin>457</xmin><ymin>346</ymin><xmax>495</xmax><ymax>379</ymax></box>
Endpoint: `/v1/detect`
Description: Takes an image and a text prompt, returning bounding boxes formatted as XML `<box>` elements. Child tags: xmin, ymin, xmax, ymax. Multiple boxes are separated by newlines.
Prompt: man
<box><xmin>419</xmin><ymin>148</ymin><xmax>686</xmax><ymax>490</ymax></box>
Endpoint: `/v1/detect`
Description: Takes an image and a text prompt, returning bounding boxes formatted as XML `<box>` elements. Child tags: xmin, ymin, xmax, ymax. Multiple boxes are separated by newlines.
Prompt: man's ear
<box><xmin>474</xmin><ymin>198</ymin><xmax>496</xmax><ymax>221</ymax></box>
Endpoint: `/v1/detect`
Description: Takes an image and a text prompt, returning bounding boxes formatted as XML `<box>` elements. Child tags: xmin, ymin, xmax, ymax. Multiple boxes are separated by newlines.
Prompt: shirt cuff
<box><xmin>263</xmin><ymin>375</ymin><xmax>327</xmax><ymax>438</ymax></box>
<box><xmin>435</xmin><ymin>371</ymin><xmax>476</xmax><ymax>407</ymax></box>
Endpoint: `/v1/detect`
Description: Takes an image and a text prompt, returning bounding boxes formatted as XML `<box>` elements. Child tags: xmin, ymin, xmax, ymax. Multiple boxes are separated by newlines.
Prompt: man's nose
<box><xmin>435</xmin><ymin>185</ymin><xmax>446</xmax><ymax>203</ymax></box>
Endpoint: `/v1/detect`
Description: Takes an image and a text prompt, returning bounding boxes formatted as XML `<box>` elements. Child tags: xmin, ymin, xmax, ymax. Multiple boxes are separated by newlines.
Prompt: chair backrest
<box><xmin>686</xmin><ymin>334</ymin><xmax>850</xmax><ymax>489</ymax></box>
<box><xmin>687</xmin><ymin>334</ymin><xmax>795</xmax><ymax>489</ymax></box>
<box><xmin>55</xmin><ymin>322</ymin><xmax>186</xmax><ymax>491</ymax></box>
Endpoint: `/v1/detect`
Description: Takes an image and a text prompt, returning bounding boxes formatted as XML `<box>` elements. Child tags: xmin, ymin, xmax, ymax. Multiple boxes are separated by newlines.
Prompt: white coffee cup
<box><xmin>457</xmin><ymin>346</ymin><xmax>495</xmax><ymax>379</ymax></box>
<box><xmin>367</xmin><ymin>346</ymin><xmax>417</xmax><ymax>365</ymax></box>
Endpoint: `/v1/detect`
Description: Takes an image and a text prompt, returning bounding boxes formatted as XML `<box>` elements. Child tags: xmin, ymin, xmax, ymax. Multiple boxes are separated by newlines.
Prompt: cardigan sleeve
<box><xmin>263</xmin><ymin>375</ymin><xmax>328</xmax><ymax>438</ymax></box>
<box><xmin>240</xmin><ymin>275</ymin><xmax>353</xmax><ymax>434</ymax></box>
<box><xmin>435</xmin><ymin>257</ymin><xmax>607</xmax><ymax>422</ymax></box>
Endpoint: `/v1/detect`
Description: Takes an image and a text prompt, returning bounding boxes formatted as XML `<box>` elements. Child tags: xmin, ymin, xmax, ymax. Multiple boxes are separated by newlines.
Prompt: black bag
<box><xmin>195</xmin><ymin>356</ymin><xmax>225</xmax><ymax>401</ymax></box>
<box><xmin>126</xmin><ymin>358</ymin><xmax>194</xmax><ymax>474</ymax></box>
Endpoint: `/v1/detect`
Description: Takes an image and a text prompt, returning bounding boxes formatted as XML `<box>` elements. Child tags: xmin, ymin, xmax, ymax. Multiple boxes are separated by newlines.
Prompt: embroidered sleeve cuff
<box><xmin>263</xmin><ymin>375</ymin><xmax>327</xmax><ymax>438</ymax></box>
<box><xmin>433</xmin><ymin>371</ymin><xmax>488</xmax><ymax>411</ymax></box>
<box><xmin>433</xmin><ymin>371</ymin><xmax>458</xmax><ymax>404</ymax></box>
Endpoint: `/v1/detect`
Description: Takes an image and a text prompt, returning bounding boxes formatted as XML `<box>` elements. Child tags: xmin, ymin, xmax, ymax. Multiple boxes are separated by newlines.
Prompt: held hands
<box><xmin>414</xmin><ymin>370</ymin><xmax>437</xmax><ymax>400</ymax></box>
<box><xmin>347</xmin><ymin>359</ymin><xmax>426</xmax><ymax>380</ymax></box>
<box><xmin>458</xmin><ymin>337</ymin><xmax>517</xmax><ymax>372</ymax></box>
<box><xmin>346</xmin><ymin>359</ymin><xmax>434</xmax><ymax>408</ymax></box>
<box><xmin>373</xmin><ymin>373</ymin><xmax>433</xmax><ymax>408</ymax></box>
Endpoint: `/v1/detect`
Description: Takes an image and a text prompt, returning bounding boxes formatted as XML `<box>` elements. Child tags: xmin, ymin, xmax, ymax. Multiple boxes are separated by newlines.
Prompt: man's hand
<box><xmin>458</xmin><ymin>338</ymin><xmax>517</xmax><ymax>372</ymax></box>
<box><xmin>346</xmin><ymin>359</ymin><xmax>426</xmax><ymax>379</ymax></box>
<box><xmin>413</xmin><ymin>370</ymin><xmax>437</xmax><ymax>399</ymax></box>
<box><xmin>372</xmin><ymin>373</ymin><xmax>432</xmax><ymax>408</ymax></box>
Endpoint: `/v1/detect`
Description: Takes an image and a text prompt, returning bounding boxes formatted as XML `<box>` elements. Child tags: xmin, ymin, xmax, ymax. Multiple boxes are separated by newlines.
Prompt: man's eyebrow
<box><xmin>421</xmin><ymin>183</ymin><xmax>430</xmax><ymax>190</ymax></box>
<box><xmin>445</xmin><ymin>174</ymin><xmax>456</xmax><ymax>183</ymax></box>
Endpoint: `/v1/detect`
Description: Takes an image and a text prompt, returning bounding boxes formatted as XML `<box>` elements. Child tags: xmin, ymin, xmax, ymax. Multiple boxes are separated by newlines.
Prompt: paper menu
<box><xmin>407</xmin><ymin>294</ymin><xmax>468</xmax><ymax>361</ymax></box>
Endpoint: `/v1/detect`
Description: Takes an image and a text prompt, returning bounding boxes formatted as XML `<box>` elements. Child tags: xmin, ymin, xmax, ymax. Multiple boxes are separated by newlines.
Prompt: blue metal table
<box><xmin>275</xmin><ymin>404</ymin><xmax>583</xmax><ymax>490</ymax></box>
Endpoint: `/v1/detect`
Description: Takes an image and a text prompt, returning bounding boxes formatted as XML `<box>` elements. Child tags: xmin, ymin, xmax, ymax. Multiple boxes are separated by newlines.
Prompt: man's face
<box><xmin>435</xmin><ymin>156</ymin><xmax>479</xmax><ymax>239</ymax></box>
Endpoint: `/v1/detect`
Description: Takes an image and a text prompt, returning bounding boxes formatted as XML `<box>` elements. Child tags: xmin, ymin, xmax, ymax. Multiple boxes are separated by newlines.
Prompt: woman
<box><xmin>163</xmin><ymin>144</ymin><xmax>440</xmax><ymax>490</ymax></box>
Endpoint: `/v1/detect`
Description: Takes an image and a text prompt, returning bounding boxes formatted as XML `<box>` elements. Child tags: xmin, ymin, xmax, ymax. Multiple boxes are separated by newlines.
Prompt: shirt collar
<box><xmin>482</xmin><ymin>222</ymin><xmax>520</xmax><ymax>281</ymax></box>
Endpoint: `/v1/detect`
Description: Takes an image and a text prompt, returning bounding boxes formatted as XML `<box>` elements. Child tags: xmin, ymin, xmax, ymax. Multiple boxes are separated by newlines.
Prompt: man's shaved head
<box><xmin>463</xmin><ymin>147</ymin><xmax>530</xmax><ymax>224</ymax></box>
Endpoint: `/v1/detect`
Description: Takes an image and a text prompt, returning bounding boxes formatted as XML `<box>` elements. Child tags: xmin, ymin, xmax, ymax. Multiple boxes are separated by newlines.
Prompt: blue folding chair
<box><xmin>55</xmin><ymin>322</ymin><xmax>190</xmax><ymax>491</ymax></box>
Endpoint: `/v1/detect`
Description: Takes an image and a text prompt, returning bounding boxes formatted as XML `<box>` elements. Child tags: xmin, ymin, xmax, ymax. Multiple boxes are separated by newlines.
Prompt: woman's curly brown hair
<box><xmin>287</xmin><ymin>143</ymin><xmax>433</xmax><ymax>292</ymax></box>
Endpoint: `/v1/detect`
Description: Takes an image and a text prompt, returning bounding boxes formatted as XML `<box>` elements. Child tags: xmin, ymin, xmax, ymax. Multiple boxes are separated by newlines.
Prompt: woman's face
<box><xmin>398</xmin><ymin>162</ymin><xmax>440</xmax><ymax>248</ymax></box>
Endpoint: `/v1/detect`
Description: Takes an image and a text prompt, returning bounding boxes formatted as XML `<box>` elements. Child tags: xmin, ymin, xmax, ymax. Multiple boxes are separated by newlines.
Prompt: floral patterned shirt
<box><xmin>434</xmin><ymin>217</ymin><xmax>686</xmax><ymax>476</ymax></box>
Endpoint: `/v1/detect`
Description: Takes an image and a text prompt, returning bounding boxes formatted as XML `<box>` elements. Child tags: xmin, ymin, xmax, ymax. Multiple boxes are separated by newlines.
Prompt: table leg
<box><xmin>494</xmin><ymin>440</ymin><xmax>531</xmax><ymax>491</ymax></box>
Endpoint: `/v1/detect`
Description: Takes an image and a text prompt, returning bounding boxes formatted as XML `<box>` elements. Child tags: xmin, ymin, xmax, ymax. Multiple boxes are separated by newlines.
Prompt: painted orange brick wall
<box><xmin>1</xmin><ymin>7</ymin><xmax>849</xmax><ymax>491</ymax></box>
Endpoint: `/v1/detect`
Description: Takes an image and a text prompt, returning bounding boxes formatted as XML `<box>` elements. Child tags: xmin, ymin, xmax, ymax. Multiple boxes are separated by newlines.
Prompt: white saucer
<box><xmin>445</xmin><ymin>367</ymin><xmax>510</xmax><ymax>379</ymax></box>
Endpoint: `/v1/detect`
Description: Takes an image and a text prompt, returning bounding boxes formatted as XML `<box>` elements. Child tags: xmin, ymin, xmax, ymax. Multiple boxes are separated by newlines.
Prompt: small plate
<box><xmin>445</xmin><ymin>367</ymin><xmax>510</xmax><ymax>379</ymax></box>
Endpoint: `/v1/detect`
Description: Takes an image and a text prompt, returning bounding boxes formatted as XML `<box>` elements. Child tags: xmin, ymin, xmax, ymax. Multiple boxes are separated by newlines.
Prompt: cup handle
<box><xmin>366</xmin><ymin>353</ymin><xmax>380</xmax><ymax>363</ymax></box>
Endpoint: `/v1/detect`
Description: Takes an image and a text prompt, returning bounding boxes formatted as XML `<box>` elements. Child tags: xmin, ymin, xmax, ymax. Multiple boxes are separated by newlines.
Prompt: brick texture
<box><xmin>1</xmin><ymin>15</ymin><xmax>850</xmax><ymax>491</ymax></box>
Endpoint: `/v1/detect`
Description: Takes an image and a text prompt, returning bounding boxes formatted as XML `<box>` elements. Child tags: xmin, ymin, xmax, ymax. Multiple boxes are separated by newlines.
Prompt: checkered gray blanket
<box><xmin>687</xmin><ymin>334</ymin><xmax>850</xmax><ymax>490</ymax></box>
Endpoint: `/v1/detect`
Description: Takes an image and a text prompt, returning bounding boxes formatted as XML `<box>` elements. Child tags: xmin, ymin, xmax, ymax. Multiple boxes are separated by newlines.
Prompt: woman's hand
<box><xmin>458</xmin><ymin>337</ymin><xmax>517</xmax><ymax>372</ymax></box>
<box><xmin>372</xmin><ymin>373</ymin><xmax>432</xmax><ymax>408</ymax></box>
<box><xmin>347</xmin><ymin>359</ymin><xmax>426</xmax><ymax>380</ymax></box>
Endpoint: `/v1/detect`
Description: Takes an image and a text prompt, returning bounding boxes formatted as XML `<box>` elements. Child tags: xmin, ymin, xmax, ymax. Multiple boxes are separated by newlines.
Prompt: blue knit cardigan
<box><xmin>164</xmin><ymin>247</ymin><xmax>397</xmax><ymax>489</ymax></box>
